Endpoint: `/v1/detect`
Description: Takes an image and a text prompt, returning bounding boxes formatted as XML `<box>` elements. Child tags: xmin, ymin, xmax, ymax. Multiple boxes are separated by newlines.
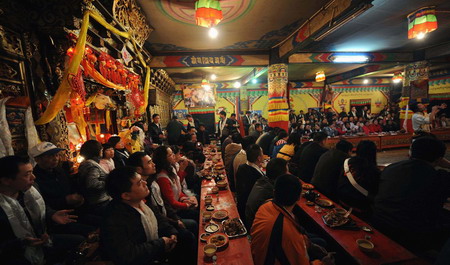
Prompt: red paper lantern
<box><xmin>66</xmin><ymin>47</ymin><xmax>74</xmax><ymax>57</ymax></box>
<box><xmin>195</xmin><ymin>0</ymin><xmax>223</xmax><ymax>28</ymax></box>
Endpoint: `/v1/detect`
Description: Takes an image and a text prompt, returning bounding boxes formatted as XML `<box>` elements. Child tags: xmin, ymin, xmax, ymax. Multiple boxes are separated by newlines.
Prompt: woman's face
<box><xmin>104</xmin><ymin>148</ymin><xmax>114</xmax><ymax>159</ymax></box>
<box><xmin>166</xmin><ymin>148</ymin><xmax>176</xmax><ymax>164</ymax></box>
<box><xmin>174</xmin><ymin>151</ymin><xmax>182</xmax><ymax>162</ymax></box>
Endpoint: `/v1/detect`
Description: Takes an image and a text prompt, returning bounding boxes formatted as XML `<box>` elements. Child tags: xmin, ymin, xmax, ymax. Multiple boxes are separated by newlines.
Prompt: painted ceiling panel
<box><xmin>138</xmin><ymin>0</ymin><xmax>330</xmax><ymax>52</ymax></box>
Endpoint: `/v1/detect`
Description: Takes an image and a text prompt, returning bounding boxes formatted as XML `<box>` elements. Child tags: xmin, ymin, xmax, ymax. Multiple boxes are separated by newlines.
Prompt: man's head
<box><xmin>335</xmin><ymin>140</ymin><xmax>353</xmax><ymax>155</ymax></box>
<box><xmin>80</xmin><ymin>140</ymin><xmax>103</xmax><ymax>160</ymax></box>
<box><xmin>0</xmin><ymin>156</ymin><xmax>35</xmax><ymax>193</ymax></box>
<box><xmin>199</xmin><ymin>124</ymin><xmax>206</xmax><ymax>131</ymax></box>
<box><xmin>230</xmin><ymin>113</ymin><xmax>237</xmax><ymax>120</ymax></box>
<box><xmin>106</xmin><ymin>166</ymin><xmax>149</xmax><ymax>202</ymax></box>
<box><xmin>219</xmin><ymin>111</ymin><xmax>226</xmax><ymax>119</ymax></box>
<box><xmin>186</xmin><ymin>114</ymin><xmax>193</xmax><ymax>122</ymax></box>
<box><xmin>410</xmin><ymin>137</ymin><xmax>446</xmax><ymax>165</ymax></box>
<box><xmin>351</xmin><ymin>106</ymin><xmax>356</xmax><ymax>112</ymax></box>
<box><xmin>31</xmin><ymin>142</ymin><xmax>65</xmax><ymax>170</ymax></box>
<box><xmin>127</xmin><ymin>152</ymin><xmax>156</xmax><ymax>179</ymax></box>
<box><xmin>242</xmin><ymin>136</ymin><xmax>256</xmax><ymax>151</ymax></box>
<box><xmin>313</xmin><ymin>132</ymin><xmax>328</xmax><ymax>145</ymax></box>
<box><xmin>246</xmin><ymin>111</ymin><xmax>251</xmax><ymax>116</ymax></box>
<box><xmin>278</xmin><ymin>130</ymin><xmax>288</xmax><ymax>140</ymax></box>
<box><xmin>152</xmin><ymin>114</ymin><xmax>161</xmax><ymax>123</ymax></box>
<box><xmin>246</xmin><ymin>144</ymin><xmax>263</xmax><ymax>165</ymax></box>
<box><xmin>274</xmin><ymin>174</ymin><xmax>301</xmax><ymax>207</ymax></box>
<box><xmin>363</xmin><ymin>106</ymin><xmax>368</xmax><ymax>111</ymax></box>
<box><xmin>188</xmin><ymin>127</ymin><xmax>196</xmax><ymax>135</ymax></box>
<box><xmin>232</xmin><ymin>133</ymin><xmax>242</xmax><ymax>144</ymax></box>
<box><xmin>266</xmin><ymin>158</ymin><xmax>288</xmax><ymax>181</ymax></box>
<box><xmin>255</xmin><ymin>123</ymin><xmax>263</xmax><ymax>132</ymax></box>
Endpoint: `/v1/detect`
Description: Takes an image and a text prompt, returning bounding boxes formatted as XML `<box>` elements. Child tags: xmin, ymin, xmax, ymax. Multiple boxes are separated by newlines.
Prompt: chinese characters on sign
<box><xmin>181</xmin><ymin>55</ymin><xmax>236</xmax><ymax>67</ymax></box>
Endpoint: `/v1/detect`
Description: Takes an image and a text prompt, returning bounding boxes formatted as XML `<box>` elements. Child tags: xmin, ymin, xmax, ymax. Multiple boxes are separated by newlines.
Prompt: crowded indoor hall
<box><xmin>0</xmin><ymin>0</ymin><xmax>449</xmax><ymax>264</ymax></box>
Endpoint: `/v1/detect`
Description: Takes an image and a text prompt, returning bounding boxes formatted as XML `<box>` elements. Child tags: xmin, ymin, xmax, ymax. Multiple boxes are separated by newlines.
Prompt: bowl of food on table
<box><xmin>302</xmin><ymin>183</ymin><xmax>315</xmax><ymax>190</ymax></box>
<box><xmin>204</xmin><ymin>223</ymin><xmax>219</xmax><ymax>233</ymax></box>
<box><xmin>356</xmin><ymin>239</ymin><xmax>374</xmax><ymax>253</ymax></box>
<box><xmin>216</xmin><ymin>180</ymin><xmax>228</xmax><ymax>190</ymax></box>
<box><xmin>200</xmin><ymin>233</ymin><xmax>211</xmax><ymax>242</ymax></box>
<box><xmin>207</xmin><ymin>233</ymin><xmax>229</xmax><ymax>249</ymax></box>
<box><xmin>212</xmin><ymin>210</ymin><xmax>228</xmax><ymax>221</ymax></box>
<box><xmin>202</xmin><ymin>211</ymin><xmax>212</xmax><ymax>222</ymax></box>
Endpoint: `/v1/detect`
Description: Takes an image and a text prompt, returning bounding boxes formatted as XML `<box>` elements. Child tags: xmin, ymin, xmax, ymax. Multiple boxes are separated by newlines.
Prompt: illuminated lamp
<box><xmin>66</xmin><ymin>47</ymin><xmax>74</xmax><ymax>57</ymax></box>
<box><xmin>407</xmin><ymin>6</ymin><xmax>437</xmax><ymax>39</ymax></box>
<box><xmin>315</xmin><ymin>71</ymin><xmax>326</xmax><ymax>82</ymax></box>
<box><xmin>201</xmin><ymin>79</ymin><xmax>211</xmax><ymax>91</ymax></box>
<box><xmin>392</xmin><ymin>72</ymin><xmax>403</xmax><ymax>83</ymax></box>
<box><xmin>195</xmin><ymin>0</ymin><xmax>223</xmax><ymax>28</ymax></box>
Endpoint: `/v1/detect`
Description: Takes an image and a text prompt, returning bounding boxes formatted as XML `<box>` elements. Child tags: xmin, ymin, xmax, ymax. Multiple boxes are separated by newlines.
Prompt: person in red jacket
<box><xmin>362</xmin><ymin>121</ymin><xmax>371</xmax><ymax>135</ymax></box>
<box><xmin>153</xmin><ymin>146</ymin><xmax>199</xmax><ymax>221</ymax></box>
<box><xmin>368</xmin><ymin>119</ymin><xmax>383</xmax><ymax>133</ymax></box>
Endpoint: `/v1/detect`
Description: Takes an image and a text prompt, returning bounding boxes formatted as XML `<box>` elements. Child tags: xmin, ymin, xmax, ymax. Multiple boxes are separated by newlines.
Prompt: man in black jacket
<box><xmin>235</xmin><ymin>144</ymin><xmax>265</xmax><ymax>228</ymax></box>
<box><xmin>372</xmin><ymin>137</ymin><xmax>450</xmax><ymax>251</ymax></box>
<box><xmin>311</xmin><ymin>140</ymin><xmax>353</xmax><ymax>200</ymax></box>
<box><xmin>185</xmin><ymin>114</ymin><xmax>200</xmax><ymax>132</ymax></box>
<box><xmin>149</xmin><ymin>114</ymin><xmax>165</xmax><ymax>145</ymax></box>
<box><xmin>256</xmin><ymin>127</ymin><xmax>276</xmax><ymax>155</ymax></box>
<box><xmin>243</xmin><ymin>111</ymin><xmax>252</xmax><ymax>135</ymax></box>
<box><xmin>246</xmin><ymin>158</ymin><xmax>288</xmax><ymax>227</ymax></box>
<box><xmin>102</xmin><ymin>166</ymin><xmax>195</xmax><ymax>265</ymax></box>
<box><xmin>196</xmin><ymin>124</ymin><xmax>210</xmax><ymax>145</ymax></box>
<box><xmin>296</xmin><ymin>132</ymin><xmax>328</xmax><ymax>183</ymax></box>
<box><xmin>166</xmin><ymin>115</ymin><xmax>187</xmax><ymax>145</ymax></box>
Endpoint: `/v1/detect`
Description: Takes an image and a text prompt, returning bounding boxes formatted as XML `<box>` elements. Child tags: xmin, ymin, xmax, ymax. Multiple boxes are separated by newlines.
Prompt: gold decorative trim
<box><xmin>112</xmin><ymin>0</ymin><xmax>152</xmax><ymax>47</ymax></box>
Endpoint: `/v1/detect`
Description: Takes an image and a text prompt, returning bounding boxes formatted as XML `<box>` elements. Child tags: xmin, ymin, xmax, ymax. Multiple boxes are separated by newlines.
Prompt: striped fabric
<box><xmin>407</xmin><ymin>6</ymin><xmax>437</xmax><ymax>39</ymax></box>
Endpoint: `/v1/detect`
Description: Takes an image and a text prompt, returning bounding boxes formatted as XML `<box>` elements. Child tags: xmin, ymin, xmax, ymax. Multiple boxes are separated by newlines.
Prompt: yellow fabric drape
<box><xmin>81</xmin><ymin>60</ymin><xmax>127</xmax><ymax>90</ymax></box>
<box><xmin>35</xmin><ymin>12</ymin><xmax>90</xmax><ymax>125</ymax></box>
<box><xmin>35</xmin><ymin>10</ymin><xmax>151</xmax><ymax>125</ymax></box>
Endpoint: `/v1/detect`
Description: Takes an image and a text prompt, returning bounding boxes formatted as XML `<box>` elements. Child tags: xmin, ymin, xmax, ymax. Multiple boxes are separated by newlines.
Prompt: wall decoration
<box><xmin>182</xmin><ymin>84</ymin><xmax>216</xmax><ymax>108</ymax></box>
<box><xmin>173</xmin><ymin>109</ymin><xmax>188</xmax><ymax>120</ymax></box>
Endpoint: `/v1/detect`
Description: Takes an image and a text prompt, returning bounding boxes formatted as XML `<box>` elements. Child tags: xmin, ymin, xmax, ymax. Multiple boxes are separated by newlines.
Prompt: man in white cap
<box><xmin>31</xmin><ymin>142</ymin><xmax>99</xmax><ymax>232</ymax></box>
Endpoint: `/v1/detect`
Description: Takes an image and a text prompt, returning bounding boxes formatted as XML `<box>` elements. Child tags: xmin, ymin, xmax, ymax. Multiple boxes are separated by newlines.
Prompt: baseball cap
<box><xmin>30</xmin><ymin>142</ymin><xmax>65</xmax><ymax>158</ymax></box>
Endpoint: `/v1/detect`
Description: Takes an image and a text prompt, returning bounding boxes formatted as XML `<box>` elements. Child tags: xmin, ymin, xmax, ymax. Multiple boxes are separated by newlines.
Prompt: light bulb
<box><xmin>363</xmin><ymin>79</ymin><xmax>369</xmax><ymax>84</ymax></box>
<box><xmin>416</xmin><ymin>32</ymin><xmax>426</xmax><ymax>39</ymax></box>
<box><xmin>233</xmin><ymin>81</ymin><xmax>241</xmax><ymax>88</ymax></box>
<box><xmin>209</xmin><ymin>28</ymin><xmax>218</xmax><ymax>38</ymax></box>
<box><xmin>210</xmin><ymin>74</ymin><xmax>217</xmax><ymax>80</ymax></box>
<box><xmin>252</xmin><ymin>79</ymin><xmax>257</xmax><ymax>84</ymax></box>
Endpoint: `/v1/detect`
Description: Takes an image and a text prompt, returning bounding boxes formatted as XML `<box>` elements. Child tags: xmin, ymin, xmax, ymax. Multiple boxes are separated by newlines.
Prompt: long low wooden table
<box><xmin>297</xmin><ymin>185</ymin><xmax>421</xmax><ymax>265</ymax></box>
<box><xmin>197</xmin><ymin>154</ymin><xmax>254</xmax><ymax>265</ymax></box>
<box><xmin>320</xmin><ymin>128</ymin><xmax>450</xmax><ymax>151</ymax></box>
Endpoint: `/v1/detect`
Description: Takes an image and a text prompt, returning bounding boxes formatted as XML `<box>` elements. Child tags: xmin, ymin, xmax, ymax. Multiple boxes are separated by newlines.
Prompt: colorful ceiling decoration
<box><xmin>195</xmin><ymin>0</ymin><xmax>223</xmax><ymax>28</ymax></box>
<box><xmin>157</xmin><ymin>0</ymin><xmax>254</xmax><ymax>26</ymax></box>
<box><xmin>407</xmin><ymin>6</ymin><xmax>438</xmax><ymax>39</ymax></box>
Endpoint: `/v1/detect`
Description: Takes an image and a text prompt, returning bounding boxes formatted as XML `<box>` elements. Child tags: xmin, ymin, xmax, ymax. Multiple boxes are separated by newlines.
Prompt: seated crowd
<box><xmin>1</xmin><ymin>107</ymin><xmax>449</xmax><ymax>265</ymax></box>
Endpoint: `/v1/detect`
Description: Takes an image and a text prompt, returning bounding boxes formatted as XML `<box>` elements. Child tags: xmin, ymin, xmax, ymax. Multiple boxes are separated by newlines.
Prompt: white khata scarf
<box><xmin>0</xmin><ymin>186</ymin><xmax>49</xmax><ymax>265</ymax></box>
<box><xmin>134</xmin><ymin>201</ymin><xmax>159</xmax><ymax>242</ymax></box>
<box><xmin>0</xmin><ymin>97</ymin><xmax>14</xmax><ymax>158</ymax></box>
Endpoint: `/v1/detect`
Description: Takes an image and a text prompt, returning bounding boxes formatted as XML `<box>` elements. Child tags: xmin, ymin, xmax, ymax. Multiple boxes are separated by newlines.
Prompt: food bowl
<box><xmin>212</xmin><ymin>210</ymin><xmax>228</xmax><ymax>220</ymax></box>
<box><xmin>202</xmin><ymin>211</ymin><xmax>212</xmax><ymax>221</ymax></box>
<box><xmin>206</xmin><ymin>205</ymin><xmax>215</xmax><ymax>211</ymax></box>
<box><xmin>205</xmin><ymin>196</ymin><xmax>213</xmax><ymax>205</ymax></box>
<box><xmin>302</xmin><ymin>183</ymin><xmax>315</xmax><ymax>190</ymax></box>
<box><xmin>207</xmin><ymin>233</ymin><xmax>229</xmax><ymax>249</ymax></box>
<box><xmin>356</xmin><ymin>239</ymin><xmax>374</xmax><ymax>253</ymax></box>
<box><xmin>211</xmin><ymin>187</ymin><xmax>219</xmax><ymax>194</ymax></box>
<box><xmin>200</xmin><ymin>233</ymin><xmax>211</xmax><ymax>242</ymax></box>
<box><xmin>203</xmin><ymin>244</ymin><xmax>217</xmax><ymax>257</ymax></box>
<box><xmin>205</xmin><ymin>223</ymin><xmax>219</xmax><ymax>233</ymax></box>
<box><xmin>334</xmin><ymin>208</ymin><xmax>347</xmax><ymax>216</ymax></box>
<box><xmin>216</xmin><ymin>180</ymin><xmax>228</xmax><ymax>190</ymax></box>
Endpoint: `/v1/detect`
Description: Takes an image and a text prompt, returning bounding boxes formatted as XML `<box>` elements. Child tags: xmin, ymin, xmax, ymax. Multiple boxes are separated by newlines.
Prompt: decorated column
<box><xmin>400</xmin><ymin>60</ymin><xmax>430</xmax><ymax>132</ymax></box>
<box><xmin>268</xmin><ymin>64</ymin><xmax>289</xmax><ymax>131</ymax></box>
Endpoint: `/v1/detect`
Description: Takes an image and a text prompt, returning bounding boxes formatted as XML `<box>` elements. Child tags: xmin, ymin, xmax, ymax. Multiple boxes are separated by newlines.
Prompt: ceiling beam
<box><xmin>149</xmin><ymin>54</ymin><xmax>269</xmax><ymax>68</ymax></box>
<box><xmin>277</xmin><ymin>0</ymin><xmax>374</xmax><ymax>59</ymax></box>
<box><xmin>289</xmin><ymin>52</ymin><xmax>413</xmax><ymax>64</ymax></box>
<box><xmin>425</xmin><ymin>42</ymin><xmax>450</xmax><ymax>60</ymax></box>
<box><xmin>240</xmin><ymin>67</ymin><xmax>268</xmax><ymax>85</ymax></box>
<box><xmin>326</xmin><ymin>64</ymin><xmax>403</xmax><ymax>84</ymax></box>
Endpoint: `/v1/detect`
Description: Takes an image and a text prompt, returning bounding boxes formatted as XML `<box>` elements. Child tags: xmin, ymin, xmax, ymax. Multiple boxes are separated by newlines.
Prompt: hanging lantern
<box><xmin>315</xmin><ymin>71</ymin><xmax>326</xmax><ymax>82</ymax></box>
<box><xmin>195</xmin><ymin>0</ymin><xmax>223</xmax><ymax>28</ymax></box>
<box><xmin>392</xmin><ymin>71</ymin><xmax>403</xmax><ymax>83</ymax></box>
<box><xmin>407</xmin><ymin>6</ymin><xmax>438</xmax><ymax>39</ymax></box>
<box><xmin>66</xmin><ymin>47</ymin><xmax>74</xmax><ymax>57</ymax></box>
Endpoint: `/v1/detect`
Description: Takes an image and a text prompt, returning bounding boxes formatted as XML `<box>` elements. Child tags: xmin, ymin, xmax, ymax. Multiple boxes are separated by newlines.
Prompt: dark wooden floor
<box><xmin>377</xmin><ymin>143</ymin><xmax>450</xmax><ymax>165</ymax></box>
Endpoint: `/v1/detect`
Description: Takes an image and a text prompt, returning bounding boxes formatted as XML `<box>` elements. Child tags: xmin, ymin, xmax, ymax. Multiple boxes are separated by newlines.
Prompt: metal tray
<box><xmin>221</xmin><ymin>218</ymin><xmax>247</xmax><ymax>238</ymax></box>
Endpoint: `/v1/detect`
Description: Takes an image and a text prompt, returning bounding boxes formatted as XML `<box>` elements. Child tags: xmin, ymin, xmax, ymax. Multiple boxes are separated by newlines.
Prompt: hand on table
<box><xmin>52</xmin><ymin>209</ymin><xmax>78</xmax><ymax>225</ymax></box>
